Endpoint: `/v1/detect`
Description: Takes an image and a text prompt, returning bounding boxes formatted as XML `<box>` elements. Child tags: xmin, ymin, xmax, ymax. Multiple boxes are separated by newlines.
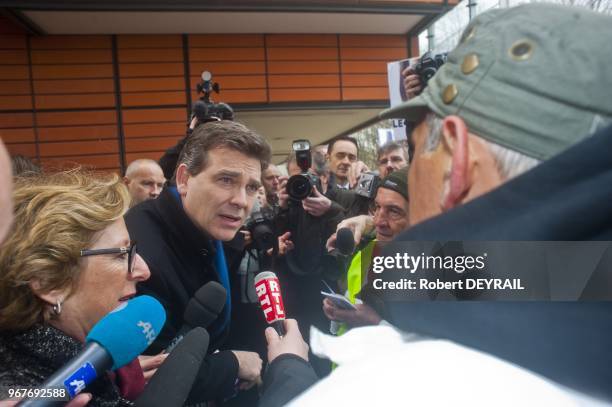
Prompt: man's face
<box><xmin>327</xmin><ymin>140</ymin><xmax>357</xmax><ymax>183</ymax></box>
<box><xmin>0</xmin><ymin>140</ymin><xmax>13</xmax><ymax>245</ymax></box>
<box><xmin>262</xmin><ymin>164</ymin><xmax>281</xmax><ymax>195</ymax></box>
<box><xmin>378</xmin><ymin>148</ymin><xmax>408</xmax><ymax>178</ymax></box>
<box><xmin>178</xmin><ymin>147</ymin><xmax>261</xmax><ymax>241</ymax></box>
<box><xmin>125</xmin><ymin>164</ymin><xmax>165</xmax><ymax>206</ymax></box>
<box><xmin>373</xmin><ymin>187</ymin><xmax>410</xmax><ymax>241</ymax></box>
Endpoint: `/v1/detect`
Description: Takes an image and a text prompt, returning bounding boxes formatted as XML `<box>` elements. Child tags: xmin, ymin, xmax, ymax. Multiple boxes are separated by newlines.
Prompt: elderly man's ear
<box><xmin>439</xmin><ymin>115</ymin><xmax>503</xmax><ymax>212</ymax></box>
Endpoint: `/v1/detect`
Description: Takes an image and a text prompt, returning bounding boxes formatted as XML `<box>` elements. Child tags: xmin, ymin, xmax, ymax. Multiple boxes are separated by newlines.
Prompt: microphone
<box><xmin>18</xmin><ymin>295</ymin><xmax>166</xmax><ymax>406</ymax></box>
<box><xmin>254</xmin><ymin>271</ymin><xmax>286</xmax><ymax>336</ymax></box>
<box><xmin>165</xmin><ymin>281</ymin><xmax>226</xmax><ymax>353</ymax></box>
<box><xmin>135</xmin><ymin>328</ymin><xmax>210</xmax><ymax>407</ymax></box>
<box><xmin>336</xmin><ymin>227</ymin><xmax>355</xmax><ymax>256</ymax></box>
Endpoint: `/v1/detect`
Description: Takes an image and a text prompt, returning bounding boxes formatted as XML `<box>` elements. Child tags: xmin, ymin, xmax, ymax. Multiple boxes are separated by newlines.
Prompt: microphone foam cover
<box><xmin>185</xmin><ymin>281</ymin><xmax>227</xmax><ymax>329</ymax></box>
<box><xmin>86</xmin><ymin>295</ymin><xmax>166</xmax><ymax>370</ymax></box>
<box><xmin>135</xmin><ymin>327</ymin><xmax>209</xmax><ymax>407</ymax></box>
<box><xmin>336</xmin><ymin>227</ymin><xmax>355</xmax><ymax>255</ymax></box>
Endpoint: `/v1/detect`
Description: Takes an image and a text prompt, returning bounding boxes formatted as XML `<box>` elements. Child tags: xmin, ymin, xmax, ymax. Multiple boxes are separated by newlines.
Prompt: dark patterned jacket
<box><xmin>0</xmin><ymin>324</ymin><xmax>131</xmax><ymax>406</ymax></box>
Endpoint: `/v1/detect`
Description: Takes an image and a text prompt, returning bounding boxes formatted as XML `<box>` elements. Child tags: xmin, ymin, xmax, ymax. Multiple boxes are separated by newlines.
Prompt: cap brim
<box><xmin>378</xmin><ymin>94</ymin><xmax>430</xmax><ymax>122</ymax></box>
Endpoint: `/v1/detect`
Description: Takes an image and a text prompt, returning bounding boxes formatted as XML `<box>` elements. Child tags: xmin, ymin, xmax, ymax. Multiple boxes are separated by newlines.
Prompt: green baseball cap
<box><xmin>379</xmin><ymin>3</ymin><xmax>612</xmax><ymax>160</ymax></box>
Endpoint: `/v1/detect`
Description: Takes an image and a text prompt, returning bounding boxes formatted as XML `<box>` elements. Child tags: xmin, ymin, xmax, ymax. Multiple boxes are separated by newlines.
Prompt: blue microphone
<box><xmin>18</xmin><ymin>295</ymin><xmax>166</xmax><ymax>406</ymax></box>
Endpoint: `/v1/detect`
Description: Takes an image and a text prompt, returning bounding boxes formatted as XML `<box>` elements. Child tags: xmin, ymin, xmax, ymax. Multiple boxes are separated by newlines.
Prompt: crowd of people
<box><xmin>1</xmin><ymin>3</ymin><xmax>611</xmax><ymax>406</ymax></box>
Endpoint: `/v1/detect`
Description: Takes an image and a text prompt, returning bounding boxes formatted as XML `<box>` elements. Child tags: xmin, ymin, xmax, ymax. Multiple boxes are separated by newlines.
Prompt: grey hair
<box><xmin>422</xmin><ymin>113</ymin><xmax>540</xmax><ymax>180</ymax></box>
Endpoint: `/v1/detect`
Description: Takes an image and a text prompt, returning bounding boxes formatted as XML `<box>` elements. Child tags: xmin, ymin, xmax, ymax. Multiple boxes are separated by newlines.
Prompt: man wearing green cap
<box><xmin>323</xmin><ymin>168</ymin><xmax>410</xmax><ymax>329</ymax></box>
<box><xmin>285</xmin><ymin>3</ymin><xmax>612</xmax><ymax>405</ymax></box>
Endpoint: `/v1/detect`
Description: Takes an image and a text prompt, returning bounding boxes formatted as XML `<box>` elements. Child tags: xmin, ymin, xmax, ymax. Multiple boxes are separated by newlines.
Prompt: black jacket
<box><xmin>384</xmin><ymin>124</ymin><xmax>612</xmax><ymax>401</ymax></box>
<box><xmin>125</xmin><ymin>188</ymin><xmax>239</xmax><ymax>401</ymax></box>
<box><xmin>0</xmin><ymin>324</ymin><xmax>130</xmax><ymax>407</ymax></box>
<box><xmin>259</xmin><ymin>354</ymin><xmax>318</xmax><ymax>407</ymax></box>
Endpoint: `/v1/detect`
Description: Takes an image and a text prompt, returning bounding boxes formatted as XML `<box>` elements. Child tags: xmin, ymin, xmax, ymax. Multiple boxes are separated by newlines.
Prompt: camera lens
<box><xmin>286</xmin><ymin>174</ymin><xmax>313</xmax><ymax>200</ymax></box>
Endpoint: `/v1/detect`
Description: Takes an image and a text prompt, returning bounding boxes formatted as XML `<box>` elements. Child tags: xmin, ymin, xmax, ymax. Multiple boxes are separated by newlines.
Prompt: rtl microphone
<box><xmin>135</xmin><ymin>328</ymin><xmax>210</xmax><ymax>407</ymax></box>
<box><xmin>165</xmin><ymin>281</ymin><xmax>226</xmax><ymax>353</ymax></box>
<box><xmin>254</xmin><ymin>271</ymin><xmax>286</xmax><ymax>336</ymax></box>
<box><xmin>335</xmin><ymin>227</ymin><xmax>355</xmax><ymax>256</ymax></box>
<box><xmin>18</xmin><ymin>295</ymin><xmax>166</xmax><ymax>406</ymax></box>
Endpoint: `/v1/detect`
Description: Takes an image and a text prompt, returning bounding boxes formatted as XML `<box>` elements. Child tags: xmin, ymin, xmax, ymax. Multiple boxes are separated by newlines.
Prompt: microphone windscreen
<box><xmin>254</xmin><ymin>271</ymin><xmax>286</xmax><ymax>324</ymax></box>
<box><xmin>86</xmin><ymin>295</ymin><xmax>166</xmax><ymax>370</ymax></box>
<box><xmin>336</xmin><ymin>227</ymin><xmax>355</xmax><ymax>255</ymax></box>
<box><xmin>135</xmin><ymin>327</ymin><xmax>209</xmax><ymax>407</ymax></box>
<box><xmin>185</xmin><ymin>281</ymin><xmax>227</xmax><ymax>329</ymax></box>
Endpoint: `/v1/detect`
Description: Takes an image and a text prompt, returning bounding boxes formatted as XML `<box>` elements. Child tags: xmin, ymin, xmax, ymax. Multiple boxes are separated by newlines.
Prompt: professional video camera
<box><xmin>414</xmin><ymin>52</ymin><xmax>448</xmax><ymax>86</ymax></box>
<box><xmin>286</xmin><ymin>139</ymin><xmax>322</xmax><ymax>200</ymax></box>
<box><xmin>244</xmin><ymin>207</ymin><xmax>277</xmax><ymax>253</ymax></box>
<box><xmin>191</xmin><ymin>70</ymin><xmax>234</xmax><ymax>123</ymax></box>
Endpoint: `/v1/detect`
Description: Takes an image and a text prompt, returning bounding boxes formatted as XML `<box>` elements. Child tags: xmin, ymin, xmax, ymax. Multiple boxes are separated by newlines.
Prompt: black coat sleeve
<box><xmin>185</xmin><ymin>350</ymin><xmax>240</xmax><ymax>403</ymax></box>
<box><xmin>259</xmin><ymin>354</ymin><xmax>318</xmax><ymax>407</ymax></box>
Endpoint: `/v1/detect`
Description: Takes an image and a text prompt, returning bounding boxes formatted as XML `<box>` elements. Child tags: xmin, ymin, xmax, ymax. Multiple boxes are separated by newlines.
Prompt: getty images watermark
<box><xmin>364</xmin><ymin>241</ymin><xmax>612</xmax><ymax>301</ymax></box>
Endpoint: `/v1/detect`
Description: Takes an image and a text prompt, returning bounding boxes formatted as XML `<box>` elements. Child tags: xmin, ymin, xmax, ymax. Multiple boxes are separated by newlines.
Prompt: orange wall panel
<box><xmin>268</xmin><ymin>74</ymin><xmax>339</xmax><ymax>88</ymax></box>
<box><xmin>266</xmin><ymin>47</ymin><xmax>338</xmax><ymax>61</ymax></box>
<box><xmin>0</xmin><ymin>35</ymin><xmax>27</xmax><ymax>49</ymax></box>
<box><xmin>0</xmin><ymin>95</ymin><xmax>32</xmax><ymax>110</ymax></box>
<box><xmin>190</xmin><ymin>48</ymin><xmax>265</xmax><ymax>62</ymax></box>
<box><xmin>30</xmin><ymin>36</ymin><xmax>112</xmax><ymax>50</ymax></box>
<box><xmin>0</xmin><ymin>65</ymin><xmax>30</xmax><ymax>80</ymax></box>
<box><xmin>189</xmin><ymin>35</ymin><xmax>264</xmax><ymax>48</ymax></box>
<box><xmin>340</xmin><ymin>35</ymin><xmax>407</xmax><ymax>48</ymax></box>
<box><xmin>342</xmin><ymin>87</ymin><xmax>389</xmax><ymax>101</ymax></box>
<box><xmin>31</xmin><ymin>49</ymin><xmax>112</xmax><ymax>64</ymax></box>
<box><xmin>37</xmin><ymin>110</ymin><xmax>116</xmax><ymax>126</ymax></box>
<box><xmin>0</xmin><ymin>50</ymin><xmax>28</xmax><ymax>64</ymax></box>
<box><xmin>341</xmin><ymin>61</ymin><xmax>388</xmax><ymax>74</ymax></box>
<box><xmin>0</xmin><ymin>112</ymin><xmax>34</xmax><ymax>128</ymax></box>
<box><xmin>340</xmin><ymin>47</ymin><xmax>407</xmax><ymax>61</ymax></box>
<box><xmin>266</xmin><ymin>35</ymin><xmax>337</xmax><ymax>47</ymax></box>
<box><xmin>32</xmin><ymin>64</ymin><xmax>113</xmax><ymax>79</ymax></box>
<box><xmin>123</xmin><ymin>122</ymin><xmax>185</xmax><ymax>138</ymax></box>
<box><xmin>190</xmin><ymin>61</ymin><xmax>266</xmax><ymax>75</ymax></box>
<box><xmin>4</xmin><ymin>143</ymin><xmax>36</xmax><ymax>156</ymax></box>
<box><xmin>121</xmin><ymin>91</ymin><xmax>186</xmax><ymax>107</ymax></box>
<box><xmin>210</xmin><ymin>89</ymin><xmax>267</xmax><ymax>103</ymax></box>
<box><xmin>0</xmin><ymin>81</ymin><xmax>31</xmax><ymax>95</ymax></box>
<box><xmin>0</xmin><ymin>128</ymin><xmax>35</xmax><ymax>143</ymax></box>
<box><xmin>118</xmin><ymin>35</ymin><xmax>182</xmax><ymax>48</ymax></box>
<box><xmin>33</xmin><ymin>79</ymin><xmax>114</xmax><ymax>94</ymax></box>
<box><xmin>122</xmin><ymin>108</ymin><xmax>186</xmax><ymax>124</ymax></box>
<box><xmin>118</xmin><ymin>48</ymin><xmax>184</xmax><ymax>63</ymax></box>
<box><xmin>38</xmin><ymin>125</ymin><xmax>117</xmax><ymax>142</ymax></box>
<box><xmin>35</xmin><ymin>93</ymin><xmax>115</xmax><ymax>110</ymax></box>
<box><xmin>268</xmin><ymin>61</ymin><xmax>339</xmax><ymax>74</ymax></box>
<box><xmin>269</xmin><ymin>88</ymin><xmax>340</xmax><ymax>102</ymax></box>
<box><xmin>121</xmin><ymin>77</ymin><xmax>185</xmax><ymax>92</ymax></box>
<box><xmin>39</xmin><ymin>139</ymin><xmax>119</xmax><ymax>157</ymax></box>
<box><xmin>119</xmin><ymin>63</ymin><xmax>184</xmax><ymax>78</ymax></box>
<box><xmin>125</xmin><ymin>136</ymin><xmax>182</xmax><ymax>153</ymax></box>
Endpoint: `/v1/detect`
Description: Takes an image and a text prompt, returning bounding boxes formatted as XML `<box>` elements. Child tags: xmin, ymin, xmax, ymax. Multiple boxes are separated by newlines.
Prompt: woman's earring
<box><xmin>52</xmin><ymin>298</ymin><xmax>63</xmax><ymax>315</ymax></box>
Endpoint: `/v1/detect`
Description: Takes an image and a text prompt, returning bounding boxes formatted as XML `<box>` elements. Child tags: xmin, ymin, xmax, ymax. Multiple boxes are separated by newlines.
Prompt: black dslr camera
<box><xmin>244</xmin><ymin>207</ymin><xmax>277</xmax><ymax>253</ymax></box>
<box><xmin>414</xmin><ymin>52</ymin><xmax>448</xmax><ymax>86</ymax></box>
<box><xmin>354</xmin><ymin>171</ymin><xmax>381</xmax><ymax>199</ymax></box>
<box><xmin>192</xmin><ymin>71</ymin><xmax>234</xmax><ymax>123</ymax></box>
<box><xmin>286</xmin><ymin>140</ymin><xmax>321</xmax><ymax>201</ymax></box>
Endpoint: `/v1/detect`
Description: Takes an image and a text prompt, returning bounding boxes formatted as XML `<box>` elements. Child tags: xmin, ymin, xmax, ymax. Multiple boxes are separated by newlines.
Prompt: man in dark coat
<box><xmin>125</xmin><ymin>120</ymin><xmax>271</xmax><ymax>401</ymax></box>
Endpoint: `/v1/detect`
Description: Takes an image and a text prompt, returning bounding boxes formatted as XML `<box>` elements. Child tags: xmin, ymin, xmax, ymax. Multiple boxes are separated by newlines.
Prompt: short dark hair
<box><xmin>377</xmin><ymin>141</ymin><xmax>408</xmax><ymax>162</ymax></box>
<box><xmin>178</xmin><ymin>121</ymin><xmax>271</xmax><ymax>175</ymax></box>
<box><xmin>327</xmin><ymin>136</ymin><xmax>359</xmax><ymax>155</ymax></box>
